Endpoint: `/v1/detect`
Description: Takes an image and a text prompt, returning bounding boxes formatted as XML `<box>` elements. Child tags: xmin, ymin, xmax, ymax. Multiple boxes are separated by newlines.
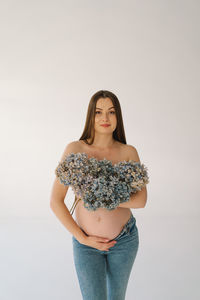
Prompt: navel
<box><xmin>97</xmin><ymin>216</ymin><xmax>101</xmax><ymax>222</ymax></box>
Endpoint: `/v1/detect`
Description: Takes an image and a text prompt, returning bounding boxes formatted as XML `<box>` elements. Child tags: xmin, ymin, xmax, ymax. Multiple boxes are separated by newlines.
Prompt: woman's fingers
<box><xmin>84</xmin><ymin>235</ymin><xmax>117</xmax><ymax>251</ymax></box>
<box><xmin>98</xmin><ymin>240</ymin><xmax>117</xmax><ymax>251</ymax></box>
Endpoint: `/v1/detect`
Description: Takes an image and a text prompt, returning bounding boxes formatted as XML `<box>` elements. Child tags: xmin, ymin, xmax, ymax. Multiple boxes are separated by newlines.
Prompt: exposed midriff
<box><xmin>75</xmin><ymin>199</ymin><xmax>132</xmax><ymax>240</ymax></box>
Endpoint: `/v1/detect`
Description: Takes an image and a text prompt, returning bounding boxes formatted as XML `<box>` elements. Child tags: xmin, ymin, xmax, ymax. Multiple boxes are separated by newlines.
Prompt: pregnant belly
<box><xmin>74</xmin><ymin>199</ymin><xmax>132</xmax><ymax>240</ymax></box>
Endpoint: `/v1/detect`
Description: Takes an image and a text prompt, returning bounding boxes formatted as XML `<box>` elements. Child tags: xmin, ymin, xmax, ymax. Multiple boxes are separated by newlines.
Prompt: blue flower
<box><xmin>55</xmin><ymin>152</ymin><xmax>149</xmax><ymax>211</ymax></box>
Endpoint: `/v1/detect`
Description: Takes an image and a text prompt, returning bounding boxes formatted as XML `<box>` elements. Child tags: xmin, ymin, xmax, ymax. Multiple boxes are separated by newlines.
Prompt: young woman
<box><xmin>50</xmin><ymin>90</ymin><xmax>149</xmax><ymax>300</ymax></box>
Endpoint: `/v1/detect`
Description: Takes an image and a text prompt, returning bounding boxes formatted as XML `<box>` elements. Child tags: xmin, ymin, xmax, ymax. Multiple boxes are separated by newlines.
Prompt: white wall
<box><xmin>0</xmin><ymin>1</ymin><xmax>199</xmax><ymax>299</ymax></box>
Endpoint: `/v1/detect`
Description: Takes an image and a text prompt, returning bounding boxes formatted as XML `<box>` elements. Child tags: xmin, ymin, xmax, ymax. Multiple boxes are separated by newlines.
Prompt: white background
<box><xmin>0</xmin><ymin>0</ymin><xmax>199</xmax><ymax>299</ymax></box>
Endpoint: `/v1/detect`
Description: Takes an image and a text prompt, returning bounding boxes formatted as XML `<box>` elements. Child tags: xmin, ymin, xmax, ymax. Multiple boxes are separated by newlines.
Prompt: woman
<box><xmin>50</xmin><ymin>90</ymin><xmax>149</xmax><ymax>300</ymax></box>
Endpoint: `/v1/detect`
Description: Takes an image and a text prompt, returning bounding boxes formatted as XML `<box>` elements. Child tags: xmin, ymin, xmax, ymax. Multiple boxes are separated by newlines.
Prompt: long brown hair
<box><xmin>69</xmin><ymin>90</ymin><xmax>127</xmax><ymax>215</ymax></box>
<box><xmin>80</xmin><ymin>90</ymin><xmax>127</xmax><ymax>145</ymax></box>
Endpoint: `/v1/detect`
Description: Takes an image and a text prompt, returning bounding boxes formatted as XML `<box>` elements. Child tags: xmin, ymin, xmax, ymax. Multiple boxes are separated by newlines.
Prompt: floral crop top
<box><xmin>55</xmin><ymin>152</ymin><xmax>149</xmax><ymax>212</ymax></box>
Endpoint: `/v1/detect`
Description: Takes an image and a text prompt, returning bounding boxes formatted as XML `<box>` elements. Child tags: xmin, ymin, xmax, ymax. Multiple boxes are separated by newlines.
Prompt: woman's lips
<box><xmin>100</xmin><ymin>124</ymin><xmax>110</xmax><ymax>127</ymax></box>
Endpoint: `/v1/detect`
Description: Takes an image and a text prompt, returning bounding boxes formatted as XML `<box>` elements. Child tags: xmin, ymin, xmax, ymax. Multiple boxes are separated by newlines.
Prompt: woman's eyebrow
<box><xmin>96</xmin><ymin>106</ymin><xmax>115</xmax><ymax>110</ymax></box>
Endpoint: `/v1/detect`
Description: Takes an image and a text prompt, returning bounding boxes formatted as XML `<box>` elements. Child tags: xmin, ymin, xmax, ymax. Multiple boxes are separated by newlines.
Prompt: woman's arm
<box><xmin>118</xmin><ymin>186</ymin><xmax>147</xmax><ymax>208</ymax></box>
<box><xmin>118</xmin><ymin>144</ymin><xmax>148</xmax><ymax>209</ymax></box>
<box><xmin>50</xmin><ymin>142</ymin><xmax>87</xmax><ymax>244</ymax></box>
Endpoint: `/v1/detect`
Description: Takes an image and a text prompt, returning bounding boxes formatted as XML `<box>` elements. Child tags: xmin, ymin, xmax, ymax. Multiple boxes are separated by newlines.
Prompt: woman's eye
<box><xmin>95</xmin><ymin>111</ymin><xmax>115</xmax><ymax>114</ymax></box>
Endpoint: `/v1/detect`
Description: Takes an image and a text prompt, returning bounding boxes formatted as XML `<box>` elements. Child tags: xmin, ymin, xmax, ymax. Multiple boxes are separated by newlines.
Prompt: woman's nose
<box><xmin>101</xmin><ymin>113</ymin><xmax>109</xmax><ymax>121</ymax></box>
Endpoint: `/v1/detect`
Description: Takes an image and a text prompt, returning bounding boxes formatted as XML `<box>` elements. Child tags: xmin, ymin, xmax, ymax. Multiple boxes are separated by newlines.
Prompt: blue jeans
<box><xmin>72</xmin><ymin>213</ymin><xmax>139</xmax><ymax>300</ymax></box>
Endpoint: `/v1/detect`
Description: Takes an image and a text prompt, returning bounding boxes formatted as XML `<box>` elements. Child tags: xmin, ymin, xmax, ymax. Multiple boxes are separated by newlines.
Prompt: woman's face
<box><xmin>94</xmin><ymin>97</ymin><xmax>117</xmax><ymax>134</ymax></box>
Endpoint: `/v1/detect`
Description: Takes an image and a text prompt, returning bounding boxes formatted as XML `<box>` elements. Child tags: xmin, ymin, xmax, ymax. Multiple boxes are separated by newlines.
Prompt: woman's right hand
<box><xmin>82</xmin><ymin>235</ymin><xmax>117</xmax><ymax>251</ymax></box>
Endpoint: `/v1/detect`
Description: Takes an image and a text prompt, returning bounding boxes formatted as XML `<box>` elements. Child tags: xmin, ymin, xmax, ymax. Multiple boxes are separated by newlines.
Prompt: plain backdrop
<box><xmin>0</xmin><ymin>1</ymin><xmax>199</xmax><ymax>299</ymax></box>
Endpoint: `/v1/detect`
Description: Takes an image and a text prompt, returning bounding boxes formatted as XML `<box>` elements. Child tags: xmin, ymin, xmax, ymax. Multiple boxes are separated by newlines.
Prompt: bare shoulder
<box><xmin>124</xmin><ymin>144</ymin><xmax>141</xmax><ymax>163</ymax></box>
<box><xmin>59</xmin><ymin>140</ymin><xmax>81</xmax><ymax>161</ymax></box>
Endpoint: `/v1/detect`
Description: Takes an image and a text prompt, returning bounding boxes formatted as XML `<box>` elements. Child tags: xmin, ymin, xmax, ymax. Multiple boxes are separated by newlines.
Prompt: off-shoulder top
<box><xmin>55</xmin><ymin>152</ymin><xmax>149</xmax><ymax>214</ymax></box>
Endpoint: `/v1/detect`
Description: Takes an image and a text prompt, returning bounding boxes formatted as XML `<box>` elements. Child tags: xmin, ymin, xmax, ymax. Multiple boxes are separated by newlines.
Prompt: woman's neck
<box><xmin>87</xmin><ymin>136</ymin><xmax>116</xmax><ymax>151</ymax></box>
